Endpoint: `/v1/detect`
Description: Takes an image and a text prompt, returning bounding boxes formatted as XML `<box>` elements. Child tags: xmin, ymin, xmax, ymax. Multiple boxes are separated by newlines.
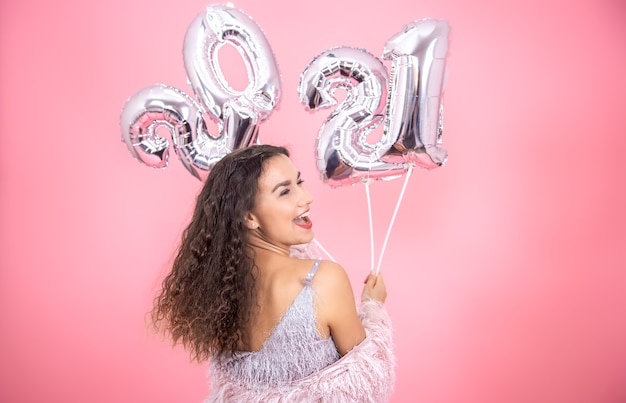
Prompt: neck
<box><xmin>250</xmin><ymin>242</ymin><xmax>290</xmax><ymax>257</ymax></box>
<box><xmin>248</xmin><ymin>233</ymin><xmax>290</xmax><ymax>257</ymax></box>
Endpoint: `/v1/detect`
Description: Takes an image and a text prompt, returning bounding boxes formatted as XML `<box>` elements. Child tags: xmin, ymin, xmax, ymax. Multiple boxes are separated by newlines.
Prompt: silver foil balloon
<box><xmin>298</xmin><ymin>47</ymin><xmax>407</xmax><ymax>187</ymax></box>
<box><xmin>183</xmin><ymin>3</ymin><xmax>281</xmax><ymax>123</ymax></box>
<box><xmin>120</xmin><ymin>84</ymin><xmax>229</xmax><ymax>180</ymax></box>
<box><xmin>382</xmin><ymin>18</ymin><xmax>450</xmax><ymax>168</ymax></box>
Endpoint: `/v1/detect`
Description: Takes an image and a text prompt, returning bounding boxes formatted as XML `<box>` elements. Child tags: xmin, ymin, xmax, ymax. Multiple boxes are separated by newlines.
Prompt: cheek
<box><xmin>253</xmin><ymin>205</ymin><xmax>277</xmax><ymax>227</ymax></box>
<box><xmin>257</xmin><ymin>203</ymin><xmax>292</xmax><ymax>229</ymax></box>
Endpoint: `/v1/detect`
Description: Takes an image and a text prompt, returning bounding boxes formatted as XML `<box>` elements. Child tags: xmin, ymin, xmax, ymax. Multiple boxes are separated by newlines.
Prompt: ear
<box><xmin>245</xmin><ymin>212</ymin><xmax>259</xmax><ymax>230</ymax></box>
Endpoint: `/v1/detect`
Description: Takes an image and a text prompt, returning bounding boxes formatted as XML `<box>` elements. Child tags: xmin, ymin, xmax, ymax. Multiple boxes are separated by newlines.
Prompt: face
<box><xmin>246</xmin><ymin>154</ymin><xmax>314</xmax><ymax>251</ymax></box>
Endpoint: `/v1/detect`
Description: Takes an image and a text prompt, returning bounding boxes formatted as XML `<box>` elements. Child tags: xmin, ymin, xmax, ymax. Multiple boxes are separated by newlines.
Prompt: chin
<box><xmin>296</xmin><ymin>233</ymin><xmax>315</xmax><ymax>246</ymax></box>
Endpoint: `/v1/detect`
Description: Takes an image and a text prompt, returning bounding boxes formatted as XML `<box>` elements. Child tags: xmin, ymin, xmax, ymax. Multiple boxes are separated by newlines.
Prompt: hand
<box><xmin>361</xmin><ymin>272</ymin><xmax>387</xmax><ymax>303</ymax></box>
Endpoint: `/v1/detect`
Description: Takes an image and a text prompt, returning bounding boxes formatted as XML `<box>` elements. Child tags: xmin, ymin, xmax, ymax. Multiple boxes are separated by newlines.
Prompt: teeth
<box><xmin>297</xmin><ymin>211</ymin><xmax>309</xmax><ymax>219</ymax></box>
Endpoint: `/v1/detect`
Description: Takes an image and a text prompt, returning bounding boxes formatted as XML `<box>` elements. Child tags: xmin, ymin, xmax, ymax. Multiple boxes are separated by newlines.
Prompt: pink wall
<box><xmin>1</xmin><ymin>0</ymin><xmax>625</xmax><ymax>402</ymax></box>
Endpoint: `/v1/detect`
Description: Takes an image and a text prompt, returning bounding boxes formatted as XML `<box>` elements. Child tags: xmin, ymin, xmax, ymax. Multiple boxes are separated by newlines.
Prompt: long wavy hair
<box><xmin>151</xmin><ymin>144</ymin><xmax>290</xmax><ymax>361</ymax></box>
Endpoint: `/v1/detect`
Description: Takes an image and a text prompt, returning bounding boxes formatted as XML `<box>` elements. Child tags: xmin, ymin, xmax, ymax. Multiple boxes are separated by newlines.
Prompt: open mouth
<box><xmin>294</xmin><ymin>211</ymin><xmax>312</xmax><ymax>229</ymax></box>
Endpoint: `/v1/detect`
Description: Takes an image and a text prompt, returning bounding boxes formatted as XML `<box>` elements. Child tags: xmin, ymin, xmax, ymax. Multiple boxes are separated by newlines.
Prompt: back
<box><xmin>210</xmin><ymin>260</ymin><xmax>340</xmax><ymax>385</ymax></box>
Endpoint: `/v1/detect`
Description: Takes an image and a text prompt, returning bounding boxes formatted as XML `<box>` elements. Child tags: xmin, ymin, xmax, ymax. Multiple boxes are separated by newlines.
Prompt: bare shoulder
<box><xmin>274</xmin><ymin>258</ymin><xmax>325</xmax><ymax>287</ymax></box>
<box><xmin>311</xmin><ymin>260</ymin><xmax>355</xmax><ymax>296</ymax></box>
<box><xmin>315</xmin><ymin>259</ymin><xmax>347</xmax><ymax>276</ymax></box>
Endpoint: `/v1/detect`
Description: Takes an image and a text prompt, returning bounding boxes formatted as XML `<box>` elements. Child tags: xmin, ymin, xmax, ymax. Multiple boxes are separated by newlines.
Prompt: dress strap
<box><xmin>304</xmin><ymin>259</ymin><xmax>322</xmax><ymax>286</ymax></box>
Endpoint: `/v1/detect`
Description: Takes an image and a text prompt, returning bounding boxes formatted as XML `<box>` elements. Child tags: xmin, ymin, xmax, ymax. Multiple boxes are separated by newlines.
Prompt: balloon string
<box><xmin>375</xmin><ymin>165</ymin><xmax>413</xmax><ymax>275</ymax></box>
<box><xmin>364</xmin><ymin>180</ymin><xmax>375</xmax><ymax>274</ymax></box>
<box><xmin>312</xmin><ymin>238</ymin><xmax>336</xmax><ymax>262</ymax></box>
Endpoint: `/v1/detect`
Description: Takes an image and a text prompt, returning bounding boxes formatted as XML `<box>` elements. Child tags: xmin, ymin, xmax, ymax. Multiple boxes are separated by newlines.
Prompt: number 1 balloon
<box><xmin>382</xmin><ymin>18</ymin><xmax>450</xmax><ymax>169</ymax></box>
<box><xmin>120</xmin><ymin>4</ymin><xmax>281</xmax><ymax>180</ymax></box>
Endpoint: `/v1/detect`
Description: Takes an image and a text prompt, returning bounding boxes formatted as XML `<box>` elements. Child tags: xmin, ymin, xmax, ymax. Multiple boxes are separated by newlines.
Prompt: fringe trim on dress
<box><xmin>205</xmin><ymin>299</ymin><xmax>395</xmax><ymax>402</ymax></box>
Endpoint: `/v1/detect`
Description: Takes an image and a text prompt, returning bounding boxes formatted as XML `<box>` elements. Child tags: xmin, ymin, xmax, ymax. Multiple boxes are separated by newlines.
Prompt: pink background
<box><xmin>1</xmin><ymin>0</ymin><xmax>625</xmax><ymax>402</ymax></box>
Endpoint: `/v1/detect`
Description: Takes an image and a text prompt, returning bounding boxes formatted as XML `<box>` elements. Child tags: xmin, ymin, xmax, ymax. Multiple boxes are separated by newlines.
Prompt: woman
<box><xmin>152</xmin><ymin>145</ymin><xmax>394</xmax><ymax>402</ymax></box>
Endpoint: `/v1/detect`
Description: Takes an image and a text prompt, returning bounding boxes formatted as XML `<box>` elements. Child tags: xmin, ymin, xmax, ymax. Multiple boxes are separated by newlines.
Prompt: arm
<box><xmin>314</xmin><ymin>261</ymin><xmax>366</xmax><ymax>356</ymax></box>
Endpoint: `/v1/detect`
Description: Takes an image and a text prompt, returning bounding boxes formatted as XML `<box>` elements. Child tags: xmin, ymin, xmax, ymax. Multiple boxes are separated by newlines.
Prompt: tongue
<box><xmin>294</xmin><ymin>216</ymin><xmax>310</xmax><ymax>225</ymax></box>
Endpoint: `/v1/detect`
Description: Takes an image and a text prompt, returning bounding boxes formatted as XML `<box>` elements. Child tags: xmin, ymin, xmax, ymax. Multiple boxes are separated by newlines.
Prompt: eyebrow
<box><xmin>271</xmin><ymin>172</ymin><xmax>301</xmax><ymax>193</ymax></box>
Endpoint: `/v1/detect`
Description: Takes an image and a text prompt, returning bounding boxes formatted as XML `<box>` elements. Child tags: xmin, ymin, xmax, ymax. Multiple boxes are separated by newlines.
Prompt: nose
<box><xmin>299</xmin><ymin>184</ymin><xmax>313</xmax><ymax>206</ymax></box>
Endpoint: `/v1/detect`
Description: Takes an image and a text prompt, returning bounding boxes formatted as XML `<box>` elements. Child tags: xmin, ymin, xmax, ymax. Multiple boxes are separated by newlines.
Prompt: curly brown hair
<box><xmin>151</xmin><ymin>144</ymin><xmax>290</xmax><ymax>362</ymax></box>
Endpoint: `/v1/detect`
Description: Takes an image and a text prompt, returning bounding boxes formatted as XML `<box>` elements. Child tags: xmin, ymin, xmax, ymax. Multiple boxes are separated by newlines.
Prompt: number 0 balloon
<box><xmin>120</xmin><ymin>4</ymin><xmax>281</xmax><ymax>180</ymax></box>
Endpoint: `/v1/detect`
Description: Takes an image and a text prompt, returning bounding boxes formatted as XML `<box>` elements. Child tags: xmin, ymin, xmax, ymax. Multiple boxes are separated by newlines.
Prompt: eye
<box><xmin>280</xmin><ymin>188</ymin><xmax>290</xmax><ymax>196</ymax></box>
